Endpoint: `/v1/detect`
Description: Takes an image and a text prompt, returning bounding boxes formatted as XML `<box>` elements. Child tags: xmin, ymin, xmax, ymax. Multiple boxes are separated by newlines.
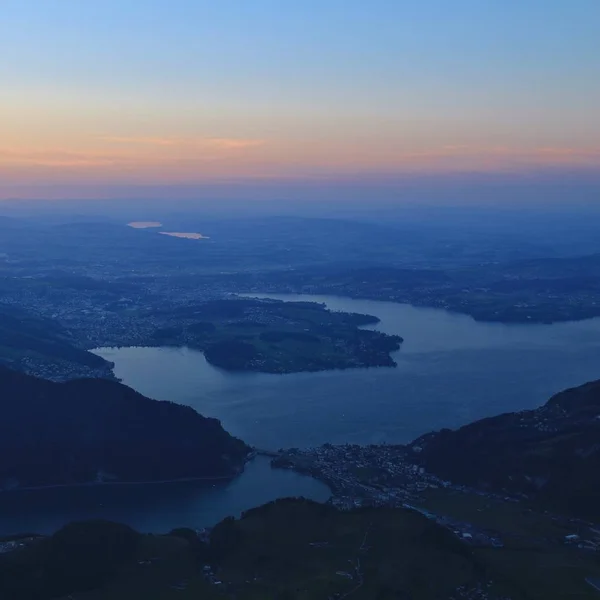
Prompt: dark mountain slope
<box><xmin>0</xmin><ymin>500</ymin><xmax>521</xmax><ymax>600</ymax></box>
<box><xmin>411</xmin><ymin>379</ymin><xmax>600</xmax><ymax>519</ymax></box>
<box><xmin>0</xmin><ymin>366</ymin><xmax>250</xmax><ymax>489</ymax></box>
<box><xmin>0</xmin><ymin>306</ymin><xmax>105</xmax><ymax>370</ymax></box>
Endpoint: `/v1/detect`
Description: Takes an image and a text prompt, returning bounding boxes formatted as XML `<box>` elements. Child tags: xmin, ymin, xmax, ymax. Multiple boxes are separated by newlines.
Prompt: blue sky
<box><xmin>1</xmin><ymin>0</ymin><xmax>599</xmax><ymax>199</ymax></box>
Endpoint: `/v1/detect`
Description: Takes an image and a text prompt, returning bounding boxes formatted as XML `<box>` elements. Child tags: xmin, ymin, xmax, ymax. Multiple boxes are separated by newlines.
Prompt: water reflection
<box><xmin>0</xmin><ymin>457</ymin><xmax>330</xmax><ymax>536</ymax></box>
<box><xmin>96</xmin><ymin>295</ymin><xmax>600</xmax><ymax>450</ymax></box>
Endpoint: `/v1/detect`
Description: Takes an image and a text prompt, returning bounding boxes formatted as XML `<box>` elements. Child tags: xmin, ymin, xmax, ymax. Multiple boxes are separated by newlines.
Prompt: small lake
<box><xmin>95</xmin><ymin>294</ymin><xmax>600</xmax><ymax>450</ymax></box>
<box><xmin>0</xmin><ymin>457</ymin><xmax>330</xmax><ymax>536</ymax></box>
<box><xmin>159</xmin><ymin>232</ymin><xmax>209</xmax><ymax>239</ymax></box>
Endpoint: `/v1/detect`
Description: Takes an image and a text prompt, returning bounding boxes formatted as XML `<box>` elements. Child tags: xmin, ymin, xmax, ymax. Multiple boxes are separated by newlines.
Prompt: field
<box><xmin>58</xmin><ymin>500</ymin><xmax>507</xmax><ymax>600</ymax></box>
<box><xmin>33</xmin><ymin>498</ymin><xmax>599</xmax><ymax>600</ymax></box>
<box><xmin>422</xmin><ymin>488</ymin><xmax>600</xmax><ymax>599</ymax></box>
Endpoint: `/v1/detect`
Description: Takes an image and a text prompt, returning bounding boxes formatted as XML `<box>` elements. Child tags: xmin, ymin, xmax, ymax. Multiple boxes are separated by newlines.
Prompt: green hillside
<box><xmin>4</xmin><ymin>499</ymin><xmax>600</xmax><ymax>600</ymax></box>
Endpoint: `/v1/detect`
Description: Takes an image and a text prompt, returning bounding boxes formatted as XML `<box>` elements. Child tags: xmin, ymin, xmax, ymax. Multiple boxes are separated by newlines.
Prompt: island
<box><xmin>148</xmin><ymin>298</ymin><xmax>403</xmax><ymax>373</ymax></box>
<box><xmin>0</xmin><ymin>366</ymin><xmax>250</xmax><ymax>490</ymax></box>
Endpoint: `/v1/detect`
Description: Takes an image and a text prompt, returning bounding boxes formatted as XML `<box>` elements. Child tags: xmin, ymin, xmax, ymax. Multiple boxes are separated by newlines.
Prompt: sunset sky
<box><xmin>2</xmin><ymin>0</ymin><xmax>600</xmax><ymax>200</ymax></box>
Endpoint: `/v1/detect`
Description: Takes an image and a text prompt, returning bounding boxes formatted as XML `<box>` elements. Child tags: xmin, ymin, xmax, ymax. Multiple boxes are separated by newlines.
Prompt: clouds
<box><xmin>0</xmin><ymin>148</ymin><xmax>120</xmax><ymax>167</ymax></box>
<box><xmin>1</xmin><ymin>0</ymin><xmax>599</xmax><ymax>204</ymax></box>
<box><xmin>98</xmin><ymin>136</ymin><xmax>265</xmax><ymax>150</ymax></box>
<box><xmin>0</xmin><ymin>136</ymin><xmax>268</xmax><ymax>178</ymax></box>
<box><xmin>1</xmin><ymin>139</ymin><xmax>600</xmax><ymax>184</ymax></box>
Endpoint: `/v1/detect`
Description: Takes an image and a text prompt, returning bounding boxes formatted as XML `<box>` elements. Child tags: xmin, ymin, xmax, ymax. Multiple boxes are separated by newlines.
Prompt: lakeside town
<box><xmin>270</xmin><ymin>444</ymin><xmax>600</xmax><ymax>553</ymax></box>
<box><xmin>271</xmin><ymin>445</ymin><xmax>507</xmax><ymax>548</ymax></box>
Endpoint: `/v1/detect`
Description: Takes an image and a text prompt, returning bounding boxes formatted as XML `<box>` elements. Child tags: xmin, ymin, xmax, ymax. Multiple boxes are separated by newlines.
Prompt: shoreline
<box><xmin>241</xmin><ymin>290</ymin><xmax>600</xmax><ymax>325</ymax></box>
<box><xmin>93</xmin><ymin>342</ymin><xmax>401</xmax><ymax>375</ymax></box>
<box><xmin>0</xmin><ymin>473</ymin><xmax>238</xmax><ymax>494</ymax></box>
<box><xmin>0</xmin><ymin>455</ymin><xmax>256</xmax><ymax>494</ymax></box>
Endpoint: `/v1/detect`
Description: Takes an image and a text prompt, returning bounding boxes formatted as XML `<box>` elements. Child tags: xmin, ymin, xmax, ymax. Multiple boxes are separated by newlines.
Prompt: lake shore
<box><xmin>0</xmin><ymin>456</ymin><xmax>331</xmax><ymax>536</ymax></box>
<box><xmin>95</xmin><ymin>294</ymin><xmax>600</xmax><ymax>452</ymax></box>
<box><xmin>0</xmin><ymin>452</ymin><xmax>260</xmax><ymax>494</ymax></box>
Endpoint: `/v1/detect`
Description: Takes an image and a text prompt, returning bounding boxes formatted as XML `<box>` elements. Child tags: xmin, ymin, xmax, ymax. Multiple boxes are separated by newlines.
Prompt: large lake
<box><xmin>5</xmin><ymin>294</ymin><xmax>600</xmax><ymax>536</ymax></box>
<box><xmin>96</xmin><ymin>294</ymin><xmax>600</xmax><ymax>449</ymax></box>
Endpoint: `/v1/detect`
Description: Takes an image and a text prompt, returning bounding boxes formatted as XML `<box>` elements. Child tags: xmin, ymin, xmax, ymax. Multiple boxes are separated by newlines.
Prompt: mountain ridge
<box><xmin>410</xmin><ymin>378</ymin><xmax>600</xmax><ymax>519</ymax></box>
<box><xmin>0</xmin><ymin>366</ymin><xmax>250</xmax><ymax>490</ymax></box>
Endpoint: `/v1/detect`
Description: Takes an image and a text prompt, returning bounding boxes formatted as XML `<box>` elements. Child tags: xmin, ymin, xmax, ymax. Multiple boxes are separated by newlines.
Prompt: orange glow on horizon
<box><xmin>1</xmin><ymin>139</ymin><xmax>599</xmax><ymax>187</ymax></box>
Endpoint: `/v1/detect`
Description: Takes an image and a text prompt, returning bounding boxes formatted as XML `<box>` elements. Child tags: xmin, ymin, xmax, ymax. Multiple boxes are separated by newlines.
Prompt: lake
<box><xmin>6</xmin><ymin>294</ymin><xmax>600</xmax><ymax>536</ymax></box>
<box><xmin>95</xmin><ymin>293</ymin><xmax>600</xmax><ymax>449</ymax></box>
<box><xmin>0</xmin><ymin>457</ymin><xmax>330</xmax><ymax>536</ymax></box>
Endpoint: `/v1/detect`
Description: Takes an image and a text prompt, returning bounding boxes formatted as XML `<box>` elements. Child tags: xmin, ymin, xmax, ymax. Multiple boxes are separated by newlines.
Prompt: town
<box><xmin>271</xmin><ymin>443</ymin><xmax>600</xmax><ymax>553</ymax></box>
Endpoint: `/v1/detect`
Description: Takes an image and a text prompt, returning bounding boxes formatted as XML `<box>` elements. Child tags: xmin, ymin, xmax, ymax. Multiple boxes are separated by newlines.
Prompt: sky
<box><xmin>1</xmin><ymin>0</ymin><xmax>600</xmax><ymax>202</ymax></box>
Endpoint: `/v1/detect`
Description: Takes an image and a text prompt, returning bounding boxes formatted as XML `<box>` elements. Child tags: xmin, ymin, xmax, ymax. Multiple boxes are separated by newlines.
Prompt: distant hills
<box><xmin>243</xmin><ymin>255</ymin><xmax>600</xmax><ymax>323</ymax></box>
<box><xmin>411</xmin><ymin>379</ymin><xmax>600</xmax><ymax>520</ymax></box>
<box><xmin>0</xmin><ymin>366</ymin><xmax>249</xmax><ymax>490</ymax></box>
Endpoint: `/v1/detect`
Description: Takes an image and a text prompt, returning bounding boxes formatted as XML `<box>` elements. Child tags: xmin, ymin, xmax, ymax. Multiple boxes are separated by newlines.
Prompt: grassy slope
<box><xmin>39</xmin><ymin>501</ymin><xmax>534</xmax><ymax>600</ymax></box>
<box><xmin>421</xmin><ymin>489</ymin><xmax>600</xmax><ymax>599</ymax></box>
<box><xmin>51</xmin><ymin>499</ymin><xmax>600</xmax><ymax>600</ymax></box>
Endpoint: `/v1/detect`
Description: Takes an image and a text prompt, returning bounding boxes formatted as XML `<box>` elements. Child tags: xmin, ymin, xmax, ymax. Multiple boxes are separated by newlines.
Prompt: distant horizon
<box><xmin>1</xmin><ymin>169</ymin><xmax>600</xmax><ymax>214</ymax></box>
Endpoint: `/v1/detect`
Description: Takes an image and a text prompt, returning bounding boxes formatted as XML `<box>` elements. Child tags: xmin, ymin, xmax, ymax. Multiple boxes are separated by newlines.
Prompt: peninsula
<box><xmin>148</xmin><ymin>298</ymin><xmax>403</xmax><ymax>373</ymax></box>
